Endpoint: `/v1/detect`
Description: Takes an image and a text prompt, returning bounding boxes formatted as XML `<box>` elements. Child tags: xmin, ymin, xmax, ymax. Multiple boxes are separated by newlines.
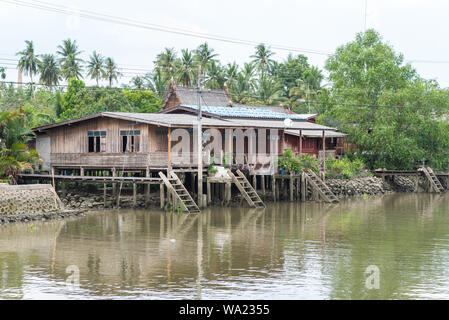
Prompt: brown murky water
<box><xmin>1</xmin><ymin>193</ymin><xmax>449</xmax><ymax>299</ymax></box>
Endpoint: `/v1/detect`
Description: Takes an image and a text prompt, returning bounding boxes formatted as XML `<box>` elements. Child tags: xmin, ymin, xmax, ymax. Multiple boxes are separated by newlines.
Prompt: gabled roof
<box><xmin>161</xmin><ymin>104</ymin><xmax>312</xmax><ymax>120</ymax></box>
<box><xmin>161</xmin><ymin>81</ymin><xmax>232</xmax><ymax>109</ymax></box>
<box><xmin>32</xmin><ymin>112</ymin><xmax>338</xmax><ymax>132</ymax></box>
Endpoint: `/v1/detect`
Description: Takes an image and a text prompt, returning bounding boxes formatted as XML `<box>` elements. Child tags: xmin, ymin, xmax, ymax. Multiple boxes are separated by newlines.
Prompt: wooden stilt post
<box><xmin>133</xmin><ymin>183</ymin><xmax>137</xmax><ymax>208</ymax></box>
<box><xmin>207</xmin><ymin>179</ymin><xmax>211</xmax><ymax>205</ymax></box>
<box><xmin>299</xmin><ymin>130</ymin><xmax>302</xmax><ymax>155</ymax></box>
<box><xmin>112</xmin><ymin>168</ymin><xmax>117</xmax><ymax>198</ymax></box>
<box><xmin>261</xmin><ymin>175</ymin><xmax>265</xmax><ymax>198</ymax></box>
<box><xmin>272</xmin><ymin>176</ymin><xmax>276</xmax><ymax>202</ymax></box>
<box><xmin>289</xmin><ymin>174</ymin><xmax>294</xmax><ymax>202</ymax></box>
<box><xmin>322</xmin><ymin>130</ymin><xmax>326</xmax><ymax>181</ymax></box>
<box><xmin>225</xmin><ymin>181</ymin><xmax>231</xmax><ymax>206</ymax></box>
<box><xmin>160</xmin><ymin>182</ymin><xmax>165</xmax><ymax>209</ymax></box>
<box><xmin>145</xmin><ymin>167</ymin><xmax>150</xmax><ymax>206</ymax></box>
<box><xmin>301</xmin><ymin>172</ymin><xmax>306</xmax><ymax>202</ymax></box>
<box><xmin>103</xmin><ymin>183</ymin><xmax>107</xmax><ymax>207</ymax></box>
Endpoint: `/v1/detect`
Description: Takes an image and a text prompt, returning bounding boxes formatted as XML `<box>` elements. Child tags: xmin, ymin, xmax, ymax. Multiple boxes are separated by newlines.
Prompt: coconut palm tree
<box><xmin>231</xmin><ymin>73</ymin><xmax>253</xmax><ymax>103</ymax></box>
<box><xmin>38</xmin><ymin>54</ymin><xmax>60</xmax><ymax>87</ymax></box>
<box><xmin>205</xmin><ymin>60</ymin><xmax>225</xmax><ymax>90</ymax></box>
<box><xmin>57</xmin><ymin>39</ymin><xmax>84</xmax><ymax>81</ymax></box>
<box><xmin>224</xmin><ymin>62</ymin><xmax>239</xmax><ymax>90</ymax></box>
<box><xmin>16</xmin><ymin>40</ymin><xmax>40</xmax><ymax>93</ymax></box>
<box><xmin>104</xmin><ymin>57</ymin><xmax>121</xmax><ymax>87</ymax></box>
<box><xmin>0</xmin><ymin>67</ymin><xmax>5</xmax><ymax>79</ymax></box>
<box><xmin>250</xmin><ymin>43</ymin><xmax>275</xmax><ymax>79</ymax></box>
<box><xmin>155</xmin><ymin>48</ymin><xmax>177</xmax><ymax>80</ymax></box>
<box><xmin>303</xmin><ymin>66</ymin><xmax>323</xmax><ymax>91</ymax></box>
<box><xmin>146</xmin><ymin>69</ymin><xmax>168</xmax><ymax>99</ymax></box>
<box><xmin>256</xmin><ymin>76</ymin><xmax>283</xmax><ymax>105</ymax></box>
<box><xmin>194</xmin><ymin>42</ymin><xmax>218</xmax><ymax>78</ymax></box>
<box><xmin>87</xmin><ymin>51</ymin><xmax>106</xmax><ymax>86</ymax></box>
<box><xmin>176</xmin><ymin>49</ymin><xmax>196</xmax><ymax>87</ymax></box>
<box><xmin>60</xmin><ymin>54</ymin><xmax>84</xmax><ymax>80</ymax></box>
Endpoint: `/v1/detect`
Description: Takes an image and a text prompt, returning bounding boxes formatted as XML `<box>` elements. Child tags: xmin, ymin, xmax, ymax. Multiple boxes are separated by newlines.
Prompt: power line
<box><xmin>0</xmin><ymin>0</ymin><xmax>332</xmax><ymax>56</ymax></box>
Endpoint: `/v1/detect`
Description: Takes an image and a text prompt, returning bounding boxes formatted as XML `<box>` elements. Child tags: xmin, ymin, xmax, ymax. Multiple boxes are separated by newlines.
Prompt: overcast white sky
<box><xmin>1</xmin><ymin>0</ymin><xmax>449</xmax><ymax>87</ymax></box>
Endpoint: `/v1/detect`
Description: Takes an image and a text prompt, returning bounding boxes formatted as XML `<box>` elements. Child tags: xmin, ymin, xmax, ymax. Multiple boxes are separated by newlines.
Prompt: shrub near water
<box><xmin>278</xmin><ymin>149</ymin><xmax>321</xmax><ymax>175</ymax></box>
<box><xmin>325</xmin><ymin>157</ymin><xmax>369</xmax><ymax>179</ymax></box>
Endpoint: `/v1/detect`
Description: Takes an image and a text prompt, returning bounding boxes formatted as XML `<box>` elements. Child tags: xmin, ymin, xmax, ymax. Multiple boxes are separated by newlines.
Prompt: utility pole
<box><xmin>197</xmin><ymin>66</ymin><xmax>203</xmax><ymax>208</ymax></box>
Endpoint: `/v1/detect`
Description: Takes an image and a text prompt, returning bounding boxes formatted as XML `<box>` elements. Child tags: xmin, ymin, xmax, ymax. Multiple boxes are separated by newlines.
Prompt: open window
<box><xmin>120</xmin><ymin>130</ymin><xmax>141</xmax><ymax>152</ymax></box>
<box><xmin>88</xmin><ymin>131</ymin><xmax>106</xmax><ymax>153</ymax></box>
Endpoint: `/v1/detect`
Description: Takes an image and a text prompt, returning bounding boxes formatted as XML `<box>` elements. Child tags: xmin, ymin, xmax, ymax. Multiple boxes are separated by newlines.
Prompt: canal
<box><xmin>1</xmin><ymin>193</ymin><xmax>449</xmax><ymax>299</ymax></box>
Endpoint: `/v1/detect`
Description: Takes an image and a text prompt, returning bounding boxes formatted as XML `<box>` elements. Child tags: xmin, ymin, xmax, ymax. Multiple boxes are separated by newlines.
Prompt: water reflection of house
<box><xmin>32</xmin><ymin>82</ymin><xmax>346</xmax><ymax>173</ymax></box>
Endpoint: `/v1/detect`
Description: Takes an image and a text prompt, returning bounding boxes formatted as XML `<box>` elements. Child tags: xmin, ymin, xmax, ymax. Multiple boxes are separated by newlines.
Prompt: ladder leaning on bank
<box><xmin>419</xmin><ymin>166</ymin><xmax>445</xmax><ymax>193</ymax></box>
<box><xmin>303</xmin><ymin>168</ymin><xmax>340</xmax><ymax>203</ymax></box>
<box><xmin>227</xmin><ymin>169</ymin><xmax>266</xmax><ymax>209</ymax></box>
<box><xmin>158</xmin><ymin>171</ymin><xmax>201</xmax><ymax>213</ymax></box>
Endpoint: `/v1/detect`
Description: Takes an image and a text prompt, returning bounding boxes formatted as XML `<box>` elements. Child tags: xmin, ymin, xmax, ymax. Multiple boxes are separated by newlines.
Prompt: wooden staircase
<box><xmin>303</xmin><ymin>169</ymin><xmax>339</xmax><ymax>203</ymax></box>
<box><xmin>419</xmin><ymin>166</ymin><xmax>445</xmax><ymax>193</ymax></box>
<box><xmin>227</xmin><ymin>169</ymin><xmax>266</xmax><ymax>209</ymax></box>
<box><xmin>158</xmin><ymin>171</ymin><xmax>201</xmax><ymax>213</ymax></box>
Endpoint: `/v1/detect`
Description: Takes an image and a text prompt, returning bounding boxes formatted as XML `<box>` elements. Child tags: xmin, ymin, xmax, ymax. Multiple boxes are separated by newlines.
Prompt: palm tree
<box><xmin>16</xmin><ymin>40</ymin><xmax>40</xmax><ymax>92</ymax></box>
<box><xmin>250</xmin><ymin>43</ymin><xmax>275</xmax><ymax>79</ymax></box>
<box><xmin>130</xmin><ymin>76</ymin><xmax>145</xmax><ymax>90</ymax></box>
<box><xmin>104</xmin><ymin>57</ymin><xmax>121</xmax><ymax>87</ymax></box>
<box><xmin>87</xmin><ymin>51</ymin><xmax>105</xmax><ymax>85</ymax></box>
<box><xmin>256</xmin><ymin>77</ymin><xmax>283</xmax><ymax>105</ymax></box>
<box><xmin>57</xmin><ymin>39</ymin><xmax>84</xmax><ymax>81</ymax></box>
<box><xmin>205</xmin><ymin>61</ymin><xmax>225</xmax><ymax>90</ymax></box>
<box><xmin>232</xmin><ymin>73</ymin><xmax>252</xmax><ymax>103</ymax></box>
<box><xmin>303</xmin><ymin>66</ymin><xmax>323</xmax><ymax>91</ymax></box>
<box><xmin>176</xmin><ymin>49</ymin><xmax>196</xmax><ymax>87</ymax></box>
<box><xmin>0</xmin><ymin>67</ymin><xmax>5</xmax><ymax>79</ymax></box>
<box><xmin>155</xmin><ymin>48</ymin><xmax>177</xmax><ymax>80</ymax></box>
<box><xmin>194</xmin><ymin>42</ymin><xmax>218</xmax><ymax>77</ymax></box>
<box><xmin>224</xmin><ymin>62</ymin><xmax>239</xmax><ymax>90</ymax></box>
<box><xmin>146</xmin><ymin>68</ymin><xmax>169</xmax><ymax>99</ymax></box>
<box><xmin>60</xmin><ymin>54</ymin><xmax>84</xmax><ymax>80</ymax></box>
<box><xmin>38</xmin><ymin>54</ymin><xmax>60</xmax><ymax>87</ymax></box>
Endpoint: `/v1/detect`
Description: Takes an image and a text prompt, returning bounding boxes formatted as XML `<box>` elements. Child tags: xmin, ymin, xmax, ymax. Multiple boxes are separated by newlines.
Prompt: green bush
<box><xmin>278</xmin><ymin>149</ymin><xmax>321</xmax><ymax>175</ymax></box>
<box><xmin>325</xmin><ymin>157</ymin><xmax>369</xmax><ymax>179</ymax></box>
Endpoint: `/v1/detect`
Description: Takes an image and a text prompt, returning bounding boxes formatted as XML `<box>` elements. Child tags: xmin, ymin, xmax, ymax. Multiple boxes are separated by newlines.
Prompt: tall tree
<box><xmin>104</xmin><ymin>57</ymin><xmax>121</xmax><ymax>87</ymax></box>
<box><xmin>155</xmin><ymin>48</ymin><xmax>177</xmax><ymax>80</ymax></box>
<box><xmin>176</xmin><ymin>49</ymin><xmax>196</xmax><ymax>87</ymax></box>
<box><xmin>321</xmin><ymin>29</ymin><xmax>449</xmax><ymax>170</ymax></box>
<box><xmin>0</xmin><ymin>67</ymin><xmax>5</xmax><ymax>80</ymax></box>
<box><xmin>146</xmin><ymin>68</ymin><xmax>168</xmax><ymax>99</ymax></box>
<box><xmin>194</xmin><ymin>42</ymin><xmax>218</xmax><ymax>77</ymax></box>
<box><xmin>57</xmin><ymin>39</ymin><xmax>84</xmax><ymax>81</ymax></box>
<box><xmin>250</xmin><ymin>43</ymin><xmax>275</xmax><ymax>79</ymax></box>
<box><xmin>38</xmin><ymin>54</ymin><xmax>60</xmax><ymax>87</ymax></box>
<box><xmin>16</xmin><ymin>40</ymin><xmax>40</xmax><ymax>92</ymax></box>
<box><xmin>224</xmin><ymin>62</ymin><xmax>239</xmax><ymax>90</ymax></box>
<box><xmin>87</xmin><ymin>51</ymin><xmax>105</xmax><ymax>85</ymax></box>
<box><xmin>205</xmin><ymin>61</ymin><xmax>225</xmax><ymax>90</ymax></box>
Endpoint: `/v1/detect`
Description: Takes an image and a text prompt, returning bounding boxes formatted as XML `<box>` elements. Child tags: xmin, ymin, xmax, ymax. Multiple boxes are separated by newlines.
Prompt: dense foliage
<box><xmin>0</xmin><ymin>109</ymin><xmax>39</xmax><ymax>183</ymax></box>
<box><xmin>325</xmin><ymin>157</ymin><xmax>369</xmax><ymax>179</ymax></box>
<box><xmin>2</xmin><ymin>30</ymin><xmax>449</xmax><ymax>172</ymax></box>
<box><xmin>318</xmin><ymin>29</ymin><xmax>449</xmax><ymax>170</ymax></box>
<box><xmin>278</xmin><ymin>149</ymin><xmax>321</xmax><ymax>175</ymax></box>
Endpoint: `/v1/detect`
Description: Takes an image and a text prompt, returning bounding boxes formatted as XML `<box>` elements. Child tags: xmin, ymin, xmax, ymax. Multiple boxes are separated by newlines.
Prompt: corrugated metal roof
<box><xmin>227</xmin><ymin>119</ymin><xmax>336</xmax><ymax>131</ymax></box>
<box><xmin>33</xmin><ymin>112</ymin><xmax>339</xmax><ymax>131</ymax></box>
<box><xmin>179</xmin><ymin>104</ymin><xmax>310</xmax><ymax>120</ymax></box>
<box><xmin>174</xmin><ymin>86</ymin><xmax>231</xmax><ymax>107</ymax></box>
<box><xmin>285</xmin><ymin>129</ymin><xmax>347</xmax><ymax>137</ymax></box>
